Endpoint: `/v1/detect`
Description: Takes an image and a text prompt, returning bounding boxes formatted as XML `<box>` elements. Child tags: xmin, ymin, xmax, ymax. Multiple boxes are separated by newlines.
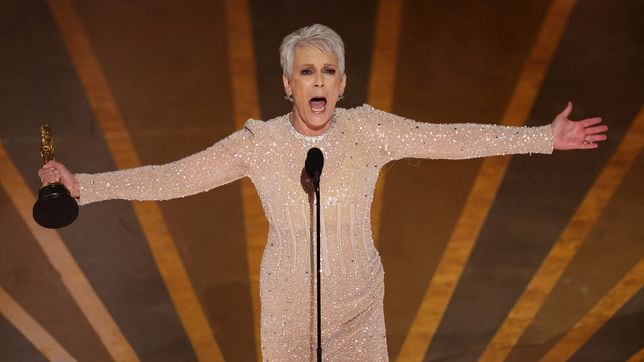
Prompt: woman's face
<box><xmin>283</xmin><ymin>46</ymin><xmax>346</xmax><ymax>136</ymax></box>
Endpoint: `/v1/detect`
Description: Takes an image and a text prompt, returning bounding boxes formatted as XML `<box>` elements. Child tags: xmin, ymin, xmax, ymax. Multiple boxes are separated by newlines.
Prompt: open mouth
<box><xmin>309</xmin><ymin>97</ymin><xmax>327</xmax><ymax>113</ymax></box>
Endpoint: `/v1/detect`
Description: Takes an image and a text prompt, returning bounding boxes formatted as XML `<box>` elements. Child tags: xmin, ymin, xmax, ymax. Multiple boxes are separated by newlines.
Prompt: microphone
<box><xmin>305</xmin><ymin>147</ymin><xmax>324</xmax><ymax>187</ymax></box>
<box><xmin>305</xmin><ymin>147</ymin><xmax>324</xmax><ymax>362</ymax></box>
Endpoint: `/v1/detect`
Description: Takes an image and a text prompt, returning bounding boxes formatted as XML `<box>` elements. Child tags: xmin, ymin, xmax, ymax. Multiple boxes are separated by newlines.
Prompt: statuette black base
<box><xmin>33</xmin><ymin>183</ymin><xmax>79</xmax><ymax>229</ymax></box>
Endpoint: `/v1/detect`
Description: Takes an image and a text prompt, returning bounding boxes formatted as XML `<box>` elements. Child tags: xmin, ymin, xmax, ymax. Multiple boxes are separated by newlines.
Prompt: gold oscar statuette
<box><xmin>32</xmin><ymin>125</ymin><xmax>79</xmax><ymax>228</ymax></box>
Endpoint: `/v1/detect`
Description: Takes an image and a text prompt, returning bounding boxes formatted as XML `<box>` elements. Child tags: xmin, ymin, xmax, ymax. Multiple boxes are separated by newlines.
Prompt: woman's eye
<box><xmin>324</xmin><ymin>69</ymin><xmax>336</xmax><ymax>75</ymax></box>
<box><xmin>300</xmin><ymin>69</ymin><xmax>312</xmax><ymax>75</ymax></box>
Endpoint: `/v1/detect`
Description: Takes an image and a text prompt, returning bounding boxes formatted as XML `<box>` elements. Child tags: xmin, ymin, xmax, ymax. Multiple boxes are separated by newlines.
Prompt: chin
<box><xmin>308</xmin><ymin>109</ymin><xmax>334</xmax><ymax>126</ymax></box>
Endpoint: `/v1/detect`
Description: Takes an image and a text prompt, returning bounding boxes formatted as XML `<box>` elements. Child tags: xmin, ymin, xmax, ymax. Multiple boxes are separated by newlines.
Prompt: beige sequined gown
<box><xmin>77</xmin><ymin>105</ymin><xmax>552</xmax><ymax>361</ymax></box>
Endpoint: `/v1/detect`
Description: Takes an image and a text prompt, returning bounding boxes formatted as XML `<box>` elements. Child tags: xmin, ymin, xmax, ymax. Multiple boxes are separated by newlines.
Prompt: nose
<box><xmin>314</xmin><ymin>73</ymin><xmax>324</xmax><ymax>87</ymax></box>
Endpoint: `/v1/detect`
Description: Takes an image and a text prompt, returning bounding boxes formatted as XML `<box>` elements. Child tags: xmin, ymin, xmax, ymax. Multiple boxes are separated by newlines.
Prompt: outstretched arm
<box><xmin>38</xmin><ymin>127</ymin><xmax>255</xmax><ymax>205</ymax></box>
<box><xmin>367</xmin><ymin>102</ymin><xmax>606</xmax><ymax>162</ymax></box>
<box><xmin>370</xmin><ymin>106</ymin><xmax>552</xmax><ymax>161</ymax></box>
<box><xmin>552</xmin><ymin>102</ymin><xmax>607</xmax><ymax>150</ymax></box>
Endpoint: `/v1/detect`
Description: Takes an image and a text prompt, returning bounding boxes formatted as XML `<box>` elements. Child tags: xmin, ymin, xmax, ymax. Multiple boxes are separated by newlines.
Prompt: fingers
<box><xmin>580</xmin><ymin>117</ymin><xmax>603</xmax><ymax>127</ymax></box>
<box><xmin>584</xmin><ymin>134</ymin><xmax>608</xmax><ymax>143</ymax></box>
<box><xmin>42</xmin><ymin>160</ymin><xmax>71</xmax><ymax>174</ymax></box>
<box><xmin>579</xmin><ymin>133</ymin><xmax>607</xmax><ymax>151</ymax></box>
<box><xmin>39</xmin><ymin>161</ymin><xmax>68</xmax><ymax>185</ymax></box>
<box><xmin>40</xmin><ymin>168</ymin><xmax>61</xmax><ymax>179</ymax></box>
<box><xmin>585</xmin><ymin>124</ymin><xmax>608</xmax><ymax>135</ymax></box>
<box><xmin>580</xmin><ymin>142</ymin><xmax>599</xmax><ymax>149</ymax></box>
<box><xmin>559</xmin><ymin>101</ymin><xmax>573</xmax><ymax>118</ymax></box>
<box><xmin>38</xmin><ymin>167</ymin><xmax>61</xmax><ymax>185</ymax></box>
<box><xmin>42</xmin><ymin>160</ymin><xmax>61</xmax><ymax>169</ymax></box>
<box><xmin>581</xmin><ymin>121</ymin><xmax>608</xmax><ymax>148</ymax></box>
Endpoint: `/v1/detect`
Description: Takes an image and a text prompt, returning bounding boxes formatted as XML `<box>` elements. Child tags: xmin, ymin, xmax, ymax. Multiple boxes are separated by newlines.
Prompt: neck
<box><xmin>289</xmin><ymin>111</ymin><xmax>334</xmax><ymax>136</ymax></box>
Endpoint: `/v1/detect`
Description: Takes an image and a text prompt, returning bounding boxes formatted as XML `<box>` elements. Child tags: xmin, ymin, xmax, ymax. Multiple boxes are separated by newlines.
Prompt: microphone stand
<box><xmin>313</xmin><ymin>172</ymin><xmax>322</xmax><ymax>362</ymax></box>
<box><xmin>305</xmin><ymin>147</ymin><xmax>324</xmax><ymax>361</ymax></box>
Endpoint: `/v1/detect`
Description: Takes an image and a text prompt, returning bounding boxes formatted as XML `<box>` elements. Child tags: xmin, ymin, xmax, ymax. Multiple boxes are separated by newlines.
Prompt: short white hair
<box><xmin>280</xmin><ymin>24</ymin><xmax>345</xmax><ymax>78</ymax></box>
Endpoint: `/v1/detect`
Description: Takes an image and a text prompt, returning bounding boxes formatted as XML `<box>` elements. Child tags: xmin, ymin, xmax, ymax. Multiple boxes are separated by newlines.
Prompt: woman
<box><xmin>40</xmin><ymin>24</ymin><xmax>607</xmax><ymax>360</ymax></box>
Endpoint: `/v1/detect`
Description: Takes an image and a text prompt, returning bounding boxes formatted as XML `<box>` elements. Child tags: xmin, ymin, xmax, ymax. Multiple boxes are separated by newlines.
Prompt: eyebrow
<box><xmin>297</xmin><ymin>63</ymin><xmax>338</xmax><ymax>68</ymax></box>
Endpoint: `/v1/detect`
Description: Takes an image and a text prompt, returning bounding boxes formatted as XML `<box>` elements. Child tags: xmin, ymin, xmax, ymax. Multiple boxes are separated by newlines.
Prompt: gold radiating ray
<box><xmin>223</xmin><ymin>0</ymin><xmax>265</xmax><ymax>359</ymax></box>
<box><xmin>368</xmin><ymin>0</ymin><xmax>404</xmax><ymax>246</ymax></box>
<box><xmin>0</xmin><ymin>146</ymin><xmax>137</xmax><ymax>361</ymax></box>
<box><xmin>481</xmin><ymin>106</ymin><xmax>644</xmax><ymax>361</ymax></box>
<box><xmin>47</xmin><ymin>0</ymin><xmax>223</xmax><ymax>360</ymax></box>
<box><xmin>0</xmin><ymin>287</ymin><xmax>75</xmax><ymax>361</ymax></box>
<box><xmin>541</xmin><ymin>259</ymin><xmax>644</xmax><ymax>361</ymax></box>
<box><xmin>627</xmin><ymin>347</ymin><xmax>644</xmax><ymax>362</ymax></box>
<box><xmin>397</xmin><ymin>0</ymin><xmax>577</xmax><ymax>360</ymax></box>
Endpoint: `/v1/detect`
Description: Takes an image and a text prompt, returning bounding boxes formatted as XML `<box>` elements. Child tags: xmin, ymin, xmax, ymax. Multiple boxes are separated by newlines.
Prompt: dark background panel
<box><xmin>570</xmin><ymin>289</ymin><xmax>644</xmax><ymax>362</ymax></box>
<box><xmin>0</xmin><ymin>187</ymin><xmax>111</xmax><ymax>361</ymax></box>
<box><xmin>381</xmin><ymin>0</ymin><xmax>552</xmax><ymax>358</ymax></box>
<box><xmin>0</xmin><ymin>0</ymin><xmax>92</xmax><ymax>143</ymax></box>
<box><xmin>427</xmin><ymin>0</ymin><xmax>644</xmax><ymax>360</ymax></box>
<box><xmin>71</xmin><ymin>0</ymin><xmax>255</xmax><ymax>359</ymax></box>
<box><xmin>0</xmin><ymin>0</ymin><xmax>196</xmax><ymax>360</ymax></box>
<box><xmin>509</xmin><ymin>149</ymin><xmax>644</xmax><ymax>361</ymax></box>
<box><xmin>0</xmin><ymin>314</ymin><xmax>47</xmax><ymax>362</ymax></box>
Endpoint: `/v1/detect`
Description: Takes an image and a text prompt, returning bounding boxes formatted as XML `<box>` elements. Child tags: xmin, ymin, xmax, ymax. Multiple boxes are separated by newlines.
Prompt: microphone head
<box><xmin>305</xmin><ymin>147</ymin><xmax>324</xmax><ymax>180</ymax></box>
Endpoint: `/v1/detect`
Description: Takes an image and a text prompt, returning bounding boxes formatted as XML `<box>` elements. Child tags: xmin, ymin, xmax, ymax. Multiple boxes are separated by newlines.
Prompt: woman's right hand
<box><xmin>38</xmin><ymin>161</ymin><xmax>80</xmax><ymax>198</ymax></box>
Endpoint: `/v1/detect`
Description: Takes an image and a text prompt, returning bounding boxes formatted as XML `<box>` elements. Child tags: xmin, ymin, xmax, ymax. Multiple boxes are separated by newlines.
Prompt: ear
<box><xmin>340</xmin><ymin>72</ymin><xmax>347</xmax><ymax>95</ymax></box>
<box><xmin>282</xmin><ymin>74</ymin><xmax>292</xmax><ymax>96</ymax></box>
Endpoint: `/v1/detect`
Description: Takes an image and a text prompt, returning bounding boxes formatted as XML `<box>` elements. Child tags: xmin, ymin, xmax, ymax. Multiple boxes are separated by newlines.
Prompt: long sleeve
<box><xmin>364</xmin><ymin>106</ymin><xmax>553</xmax><ymax>162</ymax></box>
<box><xmin>76</xmin><ymin>124</ymin><xmax>255</xmax><ymax>205</ymax></box>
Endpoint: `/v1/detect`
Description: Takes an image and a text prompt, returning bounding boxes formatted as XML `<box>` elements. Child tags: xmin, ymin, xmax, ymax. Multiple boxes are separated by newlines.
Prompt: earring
<box><xmin>284</xmin><ymin>94</ymin><xmax>294</xmax><ymax>102</ymax></box>
<box><xmin>338</xmin><ymin>93</ymin><xmax>345</xmax><ymax>101</ymax></box>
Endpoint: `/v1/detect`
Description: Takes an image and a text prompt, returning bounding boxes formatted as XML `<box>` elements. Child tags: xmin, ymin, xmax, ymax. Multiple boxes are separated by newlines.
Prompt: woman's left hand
<box><xmin>552</xmin><ymin>102</ymin><xmax>608</xmax><ymax>150</ymax></box>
